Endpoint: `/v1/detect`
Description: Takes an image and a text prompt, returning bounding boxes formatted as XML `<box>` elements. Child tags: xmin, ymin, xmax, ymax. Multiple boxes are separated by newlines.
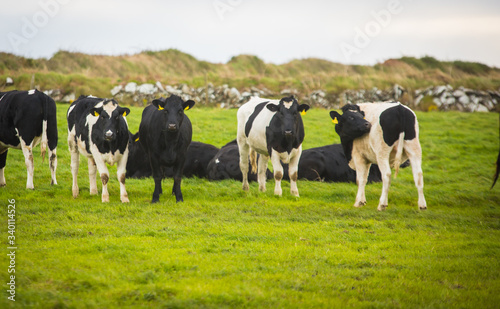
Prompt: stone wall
<box><xmin>39</xmin><ymin>80</ymin><xmax>500</xmax><ymax>112</ymax></box>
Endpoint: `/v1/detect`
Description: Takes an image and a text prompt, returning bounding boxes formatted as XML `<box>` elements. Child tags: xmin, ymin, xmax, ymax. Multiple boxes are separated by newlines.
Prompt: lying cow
<box><xmin>237</xmin><ymin>96</ymin><xmax>309</xmax><ymax>196</ymax></box>
<box><xmin>0</xmin><ymin>90</ymin><xmax>58</xmax><ymax>189</ymax></box>
<box><xmin>207</xmin><ymin>139</ymin><xmax>273</xmax><ymax>181</ymax></box>
<box><xmin>330</xmin><ymin>102</ymin><xmax>427</xmax><ymax>211</ymax></box>
<box><xmin>291</xmin><ymin>144</ymin><xmax>383</xmax><ymax>183</ymax></box>
<box><xmin>139</xmin><ymin>95</ymin><xmax>195</xmax><ymax>203</ymax></box>
<box><xmin>67</xmin><ymin>95</ymin><xmax>130</xmax><ymax>202</ymax></box>
<box><xmin>126</xmin><ymin>133</ymin><xmax>219</xmax><ymax>179</ymax></box>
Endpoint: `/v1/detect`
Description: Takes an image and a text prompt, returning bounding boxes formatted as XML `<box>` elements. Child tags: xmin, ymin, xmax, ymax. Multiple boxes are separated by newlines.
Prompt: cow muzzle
<box><xmin>167</xmin><ymin>124</ymin><xmax>178</xmax><ymax>132</ymax></box>
<box><xmin>104</xmin><ymin>131</ymin><xmax>114</xmax><ymax>141</ymax></box>
<box><xmin>284</xmin><ymin>130</ymin><xmax>293</xmax><ymax>138</ymax></box>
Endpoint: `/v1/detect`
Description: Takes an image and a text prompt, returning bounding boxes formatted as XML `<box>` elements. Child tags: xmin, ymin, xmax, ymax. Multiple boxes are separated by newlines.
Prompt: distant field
<box><xmin>0</xmin><ymin>104</ymin><xmax>499</xmax><ymax>308</ymax></box>
<box><xmin>2</xmin><ymin>51</ymin><xmax>500</xmax><ymax>99</ymax></box>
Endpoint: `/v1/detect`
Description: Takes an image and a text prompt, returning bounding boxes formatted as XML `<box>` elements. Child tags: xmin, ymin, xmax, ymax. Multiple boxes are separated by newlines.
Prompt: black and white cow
<box><xmin>207</xmin><ymin>139</ymin><xmax>273</xmax><ymax>181</ymax></box>
<box><xmin>126</xmin><ymin>132</ymin><xmax>219</xmax><ymax>179</ymax></box>
<box><xmin>330</xmin><ymin>102</ymin><xmax>427</xmax><ymax>211</ymax></box>
<box><xmin>139</xmin><ymin>95</ymin><xmax>195</xmax><ymax>203</ymax></box>
<box><xmin>67</xmin><ymin>95</ymin><xmax>131</xmax><ymax>202</ymax></box>
<box><xmin>0</xmin><ymin>89</ymin><xmax>58</xmax><ymax>189</ymax></box>
<box><xmin>237</xmin><ymin>96</ymin><xmax>309</xmax><ymax>196</ymax></box>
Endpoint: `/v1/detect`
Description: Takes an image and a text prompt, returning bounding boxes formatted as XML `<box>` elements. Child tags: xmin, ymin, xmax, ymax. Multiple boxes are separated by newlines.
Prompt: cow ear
<box><xmin>266</xmin><ymin>104</ymin><xmax>279</xmax><ymax>112</ymax></box>
<box><xmin>119</xmin><ymin>107</ymin><xmax>130</xmax><ymax>117</ymax></box>
<box><xmin>330</xmin><ymin>111</ymin><xmax>341</xmax><ymax>124</ymax></box>
<box><xmin>152</xmin><ymin>99</ymin><xmax>164</xmax><ymax>111</ymax></box>
<box><xmin>298</xmin><ymin>104</ymin><xmax>310</xmax><ymax>115</ymax></box>
<box><xmin>90</xmin><ymin>107</ymin><xmax>103</xmax><ymax>117</ymax></box>
<box><xmin>183</xmin><ymin>100</ymin><xmax>195</xmax><ymax>111</ymax></box>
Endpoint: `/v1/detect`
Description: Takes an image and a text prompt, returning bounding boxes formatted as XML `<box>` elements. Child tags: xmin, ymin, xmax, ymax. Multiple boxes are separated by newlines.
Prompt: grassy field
<box><xmin>0</xmin><ymin>103</ymin><xmax>499</xmax><ymax>308</ymax></box>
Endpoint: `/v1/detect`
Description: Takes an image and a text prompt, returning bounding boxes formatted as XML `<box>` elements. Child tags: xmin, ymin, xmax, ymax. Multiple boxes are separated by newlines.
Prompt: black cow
<box><xmin>237</xmin><ymin>96</ymin><xmax>309</xmax><ymax>196</ymax></box>
<box><xmin>139</xmin><ymin>95</ymin><xmax>195</xmax><ymax>203</ymax></box>
<box><xmin>207</xmin><ymin>140</ymin><xmax>273</xmax><ymax>181</ymax></box>
<box><xmin>67</xmin><ymin>95</ymin><xmax>131</xmax><ymax>202</ymax></box>
<box><xmin>292</xmin><ymin>144</ymin><xmax>382</xmax><ymax>182</ymax></box>
<box><xmin>126</xmin><ymin>133</ymin><xmax>219</xmax><ymax>179</ymax></box>
<box><xmin>493</xmin><ymin>113</ymin><xmax>500</xmax><ymax>189</ymax></box>
<box><xmin>0</xmin><ymin>89</ymin><xmax>58</xmax><ymax>189</ymax></box>
<box><xmin>330</xmin><ymin>102</ymin><xmax>427</xmax><ymax>211</ymax></box>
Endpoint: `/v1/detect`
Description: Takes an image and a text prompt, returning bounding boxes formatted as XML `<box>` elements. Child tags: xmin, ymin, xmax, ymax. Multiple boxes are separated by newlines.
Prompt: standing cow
<box><xmin>0</xmin><ymin>89</ymin><xmax>58</xmax><ymax>189</ymax></box>
<box><xmin>330</xmin><ymin>102</ymin><xmax>427</xmax><ymax>211</ymax></box>
<box><xmin>67</xmin><ymin>96</ymin><xmax>130</xmax><ymax>203</ymax></box>
<box><xmin>237</xmin><ymin>96</ymin><xmax>309</xmax><ymax>196</ymax></box>
<box><xmin>139</xmin><ymin>95</ymin><xmax>195</xmax><ymax>203</ymax></box>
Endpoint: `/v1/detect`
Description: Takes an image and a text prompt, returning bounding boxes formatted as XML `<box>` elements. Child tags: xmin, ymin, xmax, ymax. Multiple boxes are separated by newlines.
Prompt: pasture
<box><xmin>0</xmin><ymin>103</ymin><xmax>499</xmax><ymax>308</ymax></box>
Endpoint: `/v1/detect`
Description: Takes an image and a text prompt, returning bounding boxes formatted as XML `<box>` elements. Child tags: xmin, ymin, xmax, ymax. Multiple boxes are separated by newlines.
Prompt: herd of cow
<box><xmin>0</xmin><ymin>89</ymin><xmax>439</xmax><ymax>210</ymax></box>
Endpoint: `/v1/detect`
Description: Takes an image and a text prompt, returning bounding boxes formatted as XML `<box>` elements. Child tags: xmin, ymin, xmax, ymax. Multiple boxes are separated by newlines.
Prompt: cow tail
<box><xmin>250</xmin><ymin>149</ymin><xmax>257</xmax><ymax>174</ymax></box>
<box><xmin>393</xmin><ymin>132</ymin><xmax>405</xmax><ymax>178</ymax></box>
<box><xmin>40</xmin><ymin>92</ymin><xmax>49</xmax><ymax>162</ymax></box>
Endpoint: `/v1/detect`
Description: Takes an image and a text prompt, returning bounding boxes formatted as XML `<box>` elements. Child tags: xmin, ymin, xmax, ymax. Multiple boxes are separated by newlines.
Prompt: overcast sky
<box><xmin>1</xmin><ymin>0</ymin><xmax>500</xmax><ymax>67</ymax></box>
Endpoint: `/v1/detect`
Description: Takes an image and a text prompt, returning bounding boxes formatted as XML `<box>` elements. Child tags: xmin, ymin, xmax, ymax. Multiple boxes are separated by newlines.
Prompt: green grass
<box><xmin>0</xmin><ymin>104</ymin><xmax>499</xmax><ymax>308</ymax></box>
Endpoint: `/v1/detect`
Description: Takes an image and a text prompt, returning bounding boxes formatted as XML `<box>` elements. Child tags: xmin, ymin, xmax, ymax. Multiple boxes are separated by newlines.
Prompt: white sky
<box><xmin>1</xmin><ymin>0</ymin><xmax>500</xmax><ymax>67</ymax></box>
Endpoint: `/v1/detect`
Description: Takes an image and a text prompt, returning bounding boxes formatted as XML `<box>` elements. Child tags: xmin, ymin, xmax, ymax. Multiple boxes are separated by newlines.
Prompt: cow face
<box><xmin>330</xmin><ymin>104</ymin><xmax>371</xmax><ymax>141</ymax></box>
<box><xmin>90</xmin><ymin>100</ymin><xmax>130</xmax><ymax>142</ymax></box>
<box><xmin>152</xmin><ymin>95</ymin><xmax>195</xmax><ymax>133</ymax></box>
<box><xmin>267</xmin><ymin>96</ymin><xmax>309</xmax><ymax>140</ymax></box>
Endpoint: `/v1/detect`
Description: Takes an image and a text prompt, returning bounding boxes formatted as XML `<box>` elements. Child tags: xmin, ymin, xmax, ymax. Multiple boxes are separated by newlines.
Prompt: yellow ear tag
<box><xmin>135</xmin><ymin>137</ymin><xmax>139</xmax><ymax>142</ymax></box>
<box><xmin>158</xmin><ymin>105</ymin><xmax>164</xmax><ymax>111</ymax></box>
<box><xmin>123</xmin><ymin>112</ymin><xmax>127</xmax><ymax>117</ymax></box>
<box><xmin>301</xmin><ymin>110</ymin><xmax>306</xmax><ymax>116</ymax></box>
<box><xmin>184</xmin><ymin>106</ymin><xmax>190</xmax><ymax>111</ymax></box>
<box><xmin>94</xmin><ymin>111</ymin><xmax>99</xmax><ymax>117</ymax></box>
<box><xmin>332</xmin><ymin>117</ymin><xmax>338</xmax><ymax>124</ymax></box>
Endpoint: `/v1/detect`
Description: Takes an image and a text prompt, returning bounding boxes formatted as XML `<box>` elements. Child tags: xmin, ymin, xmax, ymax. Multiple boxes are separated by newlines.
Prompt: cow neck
<box><xmin>339</xmin><ymin>137</ymin><xmax>354</xmax><ymax>163</ymax></box>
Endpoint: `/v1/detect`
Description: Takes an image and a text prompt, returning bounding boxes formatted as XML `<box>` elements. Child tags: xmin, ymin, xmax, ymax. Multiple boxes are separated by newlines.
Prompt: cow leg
<box><xmin>151</xmin><ymin>157</ymin><xmax>162</xmax><ymax>203</ymax></box>
<box><xmin>93</xmin><ymin>157</ymin><xmax>110</xmax><ymax>203</ymax></box>
<box><xmin>238</xmin><ymin>141</ymin><xmax>250</xmax><ymax>191</ymax></box>
<box><xmin>258</xmin><ymin>154</ymin><xmax>270</xmax><ymax>193</ymax></box>
<box><xmin>376</xmin><ymin>157</ymin><xmax>392</xmax><ymax>211</ymax></box>
<box><xmin>20</xmin><ymin>139</ymin><xmax>35</xmax><ymax>190</ymax></box>
<box><xmin>354</xmin><ymin>160</ymin><xmax>370</xmax><ymax>207</ymax></box>
<box><xmin>405</xmin><ymin>140</ymin><xmax>427</xmax><ymax>210</ymax></box>
<box><xmin>49</xmin><ymin>148</ymin><xmax>57</xmax><ymax>185</ymax></box>
<box><xmin>0</xmin><ymin>150</ymin><xmax>7</xmax><ymax>187</ymax></box>
<box><xmin>171</xmin><ymin>163</ymin><xmax>184</xmax><ymax>203</ymax></box>
<box><xmin>88</xmin><ymin>158</ymin><xmax>98</xmax><ymax>195</ymax></box>
<box><xmin>270</xmin><ymin>152</ymin><xmax>282</xmax><ymax>196</ymax></box>
<box><xmin>288</xmin><ymin>148</ymin><xmax>301</xmax><ymax>197</ymax></box>
<box><xmin>69</xmin><ymin>139</ymin><xmax>80</xmax><ymax>198</ymax></box>
<box><xmin>117</xmin><ymin>153</ymin><xmax>129</xmax><ymax>203</ymax></box>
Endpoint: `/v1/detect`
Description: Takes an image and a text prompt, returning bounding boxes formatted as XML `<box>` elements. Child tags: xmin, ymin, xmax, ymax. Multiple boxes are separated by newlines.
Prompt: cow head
<box><xmin>330</xmin><ymin>104</ymin><xmax>371</xmax><ymax>142</ymax></box>
<box><xmin>152</xmin><ymin>95</ymin><xmax>195</xmax><ymax>133</ymax></box>
<box><xmin>266</xmin><ymin>96</ymin><xmax>310</xmax><ymax>140</ymax></box>
<box><xmin>90</xmin><ymin>100</ymin><xmax>130</xmax><ymax>142</ymax></box>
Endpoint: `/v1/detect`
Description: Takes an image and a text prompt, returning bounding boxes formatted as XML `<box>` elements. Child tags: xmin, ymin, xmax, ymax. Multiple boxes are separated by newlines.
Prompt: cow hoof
<box><xmin>121</xmin><ymin>196</ymin><xmax>130</xmax><ymax>203</ymax></box>
<box><xmin>290</xmin><ymin>190</ymin><xmax>299</xmax><ymax>197</ymax></box>
<box><xmin>102</xmin><ymin>195</ymin><xmax>109</xmax><ymax>203</ymax></box>
<box><xmin>50</xmin><ymin>180</ymin><xmax>57</xmax><ymax>185</ymax></box>
<box><xmin>354</xmin><ymin>201</ymin><xmax>366</xmax><ymax>208</ymax></box>
<box><xmin>0</xmin><ymin>183</ymin><xmax>6</xmax><ymax>187</ymax></box>
<box><xmin>242</xmin><ymin>184</ymin><xmax>249</xmax><ymax>191</ymax></box>
<box><xmin>151</xmin><ymin>198</ymin><xmax>159</xmax><ymax>203</ymax></box>
<box><xmin>377</xmin><ymin>205</ymin><xmax>388</xmax><ymax>211</ymax></box>
<box><xmin>419</xmin><ymin>205</ymin><xmax>427</xmax><ymax>210</ymax></box>
<box><xmin>259</xmin><ymin>186</ymin><xmax>266</xmax><ymax>192</ymax></box>
<box><xmin>26</xmin><ymin>185</ymin><xmax>34</xmax><ymax>190</ymax></box>
<box><xmin>90</xmin><ymin>189</ymin><xmax>98</xmax><ymax>195</ymax></box>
